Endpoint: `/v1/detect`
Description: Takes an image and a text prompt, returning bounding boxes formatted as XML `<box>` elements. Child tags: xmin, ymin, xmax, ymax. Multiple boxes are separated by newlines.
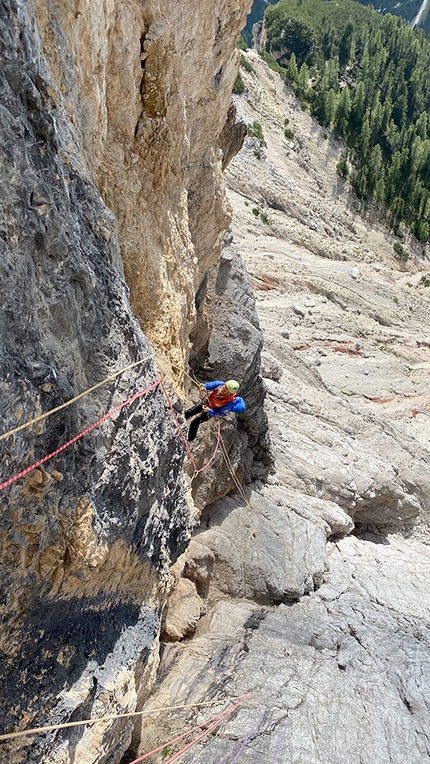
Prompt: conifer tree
<box><xmin>286</xmin><ymin>52</ymin><xmax>299</xmax><ymax>83</ymax></box>
<box><xmin>374</xmin><ymin>177</ymin><xmax>386</xmax><ymax>203</ymax></box>
<box><xmin>350</xmin><ymin>82</ymin><xmax>365</xmax><ymax>134</ymax></box>
<box><xmin>262</xmin><ymin>0</ymin><xmax>430</xmax><ymax>236</ymax></box>
<box><xmin>334</xmin><ymin>86</ymin><xmax>351</xmax><ymax>137</ymax></box>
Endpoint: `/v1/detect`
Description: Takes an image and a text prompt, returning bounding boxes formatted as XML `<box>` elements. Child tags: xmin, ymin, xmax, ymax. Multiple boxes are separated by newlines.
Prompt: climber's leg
<box><xmin>187</xmin><ymin>412</ymin><xmax>210</xmax><ymax>442</ymax></box>
<box><xmin>185</xmin><ymin>401</ymin><xmax>204</xmax><ymax>420</ymax></box>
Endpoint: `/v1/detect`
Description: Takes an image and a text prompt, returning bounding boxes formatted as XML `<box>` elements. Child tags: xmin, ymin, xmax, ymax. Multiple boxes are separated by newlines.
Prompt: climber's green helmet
<box><xmin>225</xmin><ymin>379</ymin><xmax>240</xmax><ymax>393</ymax></box>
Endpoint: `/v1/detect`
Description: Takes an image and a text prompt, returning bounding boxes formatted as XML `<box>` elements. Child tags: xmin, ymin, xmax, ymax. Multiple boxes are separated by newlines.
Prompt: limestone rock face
<box><xmin>0</xmin><ymin>1</ymin><xmax>258</xmax><ymax>762</ymax></box>
<box><xmin>32</xmin><ymin>0</ymin><xmax>253</xmax><ymax>364</ymax></box>
<box><xmin>161</xmin><ymin>577</ymin><xmax>204</xmax><ymax>642</ymax></box>
<box><xmin>139</xmin><ymin>535</ymin><xmax>430</xmax><ymax>764</ymax></box>
<box><xmin>189</xmin><ymin>247</ymin><xmax>272</xmax><ymax>508</ymax></box>
<box><xmin>189</xmin><ymin>491</ymin><xmax>327</xmax><ymax>602</ymax></box>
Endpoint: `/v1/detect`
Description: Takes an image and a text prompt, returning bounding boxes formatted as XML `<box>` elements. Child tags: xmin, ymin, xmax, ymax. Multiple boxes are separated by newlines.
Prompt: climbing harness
<box><xmin>160</xmin><ymin>378</ymin><xmax>222</xmax><ymax>479</ymax></box>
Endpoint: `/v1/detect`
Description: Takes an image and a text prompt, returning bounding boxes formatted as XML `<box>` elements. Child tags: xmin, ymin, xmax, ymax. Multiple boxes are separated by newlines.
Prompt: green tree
<box><xmin>324</xmin><ymin>88</ymin><xmax>338</xmax><ymax>129</ymax></box>
<box><xmin>370</xmin><ymin>97</ymin><xmax>384</xmax><ymax>142</ymax></box>
<box><xmin>352</xmin><ymin>165</ymin><xmax>369</xmax><ymax>198</ymax></box>
<box><xmin>336</xmin><ymin>156</ymin><xmax>349</xmax><ymax>178</ymax></box>
<box><xmin>233</xmin><ymin>73</ymin><xmax>245</xmax><ymax>95</ymax></box>
<box><xmin>296</xmin><ymin>62</ymin><xmax>311</xmax><ymax>102</ymax></box>
<box><xmin>368</xmin><ymin>144</ymin><xmax>383</xmax><ymax>194</ymax></box>
<box><xmin>386</xmin><ymin>149</ymin><xmax>409</xmax><ymax>202</ymax></box>
<box><xmin>391</xmin><ymin>196</ymin><xmax>405</xmax><ymax>220</ymax></box>
<box><xmin>327</xmin><ymin>56</ymin><xmax>340</xmax><ymax>91</ymax></box>
<box><xmin>411</xmin><ymin>136</ymin><xmax>426</xmax><ymax>173</ymax></box>
<box><xmin>374</xmin><ymin>177</ymin><xmax>386</xmax><ymax>203</ymax></box>
<box><xmin>415</xmin><ymin>112</ymin><xmax>428</xmax><ymax>141</ymax></box>
<box><xmin>357</xmin><ymin>110</ymin><xmax>371</xmax><ymax>160</ymax></box>
<box><xmin>286</xmin><ymin>52</ymin><xmax>299</xmax><ymax>82</ymax></box>
<box><xmin>334</xmin><ymin>86</ymin><xmax>351</xmax><ymax>137</ymax></box>
<box><xmin>350</xmin><ymin>82</ymin><xmax>365</xmax><ymax>133</ymax></box>
<box><xmin>416</xmin><ymin>220</ymin><xmax>430</xmax><ymax>243</ymax></box>
<box><xmin>339</xmin><ymin>22</ymin><xmax>355</xmax><ymax>66</ymax></box>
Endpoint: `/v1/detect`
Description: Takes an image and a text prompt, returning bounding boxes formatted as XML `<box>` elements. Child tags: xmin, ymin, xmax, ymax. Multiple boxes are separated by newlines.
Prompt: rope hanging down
<box><xmin>160</xmin><ymin>379</ymin><xmax>222</xmax><ymax>477</ymax></box>
<box><xmin>0</xmin><ymin>378</ymin><xmax>162</xmax><ymax>492</ymax></box>
<box><xmin>156</xmin><ymin>354</ymin><xmax>249</xmax><ymax>497</ymax></box>
<box><xmin>219</xmin><ymin>436</ymin><xmax>251</xmax><ymax>508</ymax></box>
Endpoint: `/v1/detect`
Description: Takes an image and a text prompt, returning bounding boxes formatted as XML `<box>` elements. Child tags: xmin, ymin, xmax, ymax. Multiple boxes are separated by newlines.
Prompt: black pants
<box><xmin>185</xmin><ymin>401</ymin><xmax>210</xmax><ymax>442</ymax></box>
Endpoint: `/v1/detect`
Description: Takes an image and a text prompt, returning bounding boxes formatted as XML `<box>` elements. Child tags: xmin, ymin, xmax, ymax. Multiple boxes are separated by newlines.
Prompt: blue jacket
<box><xmin>203</xmin><ymin>381</ymin><xmax>246</xmax><ymax>417</ymax></box>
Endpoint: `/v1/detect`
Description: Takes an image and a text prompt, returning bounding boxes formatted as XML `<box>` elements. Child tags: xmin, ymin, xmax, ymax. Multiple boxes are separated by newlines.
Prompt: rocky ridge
<box><xmin>135</xmin><ymin>51</ymin><xmax>430</xmax><ymax>764</ymax></box>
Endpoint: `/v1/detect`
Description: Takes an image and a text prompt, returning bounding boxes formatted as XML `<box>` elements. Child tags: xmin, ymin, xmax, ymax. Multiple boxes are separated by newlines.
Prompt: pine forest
<box><xmin>259</xmin><ymin>0</ymin><xmax>430</xmax><ymax>243</ymax></box>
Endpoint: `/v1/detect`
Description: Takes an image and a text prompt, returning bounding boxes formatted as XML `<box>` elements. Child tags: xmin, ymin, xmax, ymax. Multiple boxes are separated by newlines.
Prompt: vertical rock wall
<box><xmin>0</xmin><ymin>1</ymin><xmax>254</xmax><ymax>763</ymax></box>
<box><xmin>189</xmin><ymin>245</ymin><xmax>272</xmax><ymax>508</ymax></box>
<box><xmin>32</xmin><ymin>0</ymin><xmax>253</xmax><ymax>367</ymax></box>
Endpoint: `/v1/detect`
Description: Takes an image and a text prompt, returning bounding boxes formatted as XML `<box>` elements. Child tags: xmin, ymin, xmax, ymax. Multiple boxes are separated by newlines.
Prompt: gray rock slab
<box><xmin>139</xmin><ymin>534</ymin><xmax>430</xmax><ymax>764</ymax></box>
<box><xmin>193</xmin><ymin>491</ymin><xmax>327</xmax><ymax>603</ymax></box>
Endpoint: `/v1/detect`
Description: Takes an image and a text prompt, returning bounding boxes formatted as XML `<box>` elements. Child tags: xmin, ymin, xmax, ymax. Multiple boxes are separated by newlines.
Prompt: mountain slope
<box><xmin>135</xmin><ymin>50</ymin><xmax>430</xmax><ymax>764</ymax></box>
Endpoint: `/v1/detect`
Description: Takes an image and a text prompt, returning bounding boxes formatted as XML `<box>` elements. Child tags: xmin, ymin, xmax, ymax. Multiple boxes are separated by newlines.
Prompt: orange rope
<box><xmin>0</xmin><ymin>355</ymin><xmax>155</xmax><ymax>443</ymax></box>
<box><xmin>0</xmin><ymin>379</ymin><xmax>162</xmax><ymax>492</ymax></box>
<box><xmin>0</xmin><ymin>699</ymin><xmax>241</xmax><ymax>743</ymax></box>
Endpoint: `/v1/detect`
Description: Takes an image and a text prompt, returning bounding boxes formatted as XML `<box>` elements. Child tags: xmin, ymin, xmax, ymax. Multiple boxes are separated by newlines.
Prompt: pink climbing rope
<box><xmin>0</xmin><ymin>378</ymin><xmax>162</xmax><ymax>492</ymax></box>
<box><xmin>161</xmin><ymin>693</ymin><xmax>249</xmax><ymax>764</ymax></box>
<box><xmin>127</xmin><ymin>692</ymin><xmax>249</xmax><ymax>764</ymax></box>
<box><xmin>160</xmin><ymin>379</ymin><xmax>222</xmax><ymax>476</ymax></box>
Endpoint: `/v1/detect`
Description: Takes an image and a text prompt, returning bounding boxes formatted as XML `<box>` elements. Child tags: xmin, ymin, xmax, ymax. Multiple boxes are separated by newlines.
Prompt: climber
<box><xmin>185</xmin><ymin>379</ymin><xmax>246</xmax><ymax>442</ymax></box>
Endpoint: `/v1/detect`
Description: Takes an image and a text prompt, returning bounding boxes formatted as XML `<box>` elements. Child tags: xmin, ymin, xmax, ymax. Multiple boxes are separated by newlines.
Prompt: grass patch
<box><xmin>240</xmin><ymin>55</ymin><xmax>254</xmax><ymax>73</ymax></box>
<box><xmin>233</xmin><ymin>72</ymin><xmax>245</xmax><ymax>95</ymax></box>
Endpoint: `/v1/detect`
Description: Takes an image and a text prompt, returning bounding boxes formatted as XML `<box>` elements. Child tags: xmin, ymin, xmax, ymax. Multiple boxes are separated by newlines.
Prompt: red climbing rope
<box><xmin>1</xmin><ymin>369</ymin><xmax>225</xmax><ymax>494</ymax></box>
<box><xmin>161</xmin><ymin>692</ymin><xmax>249</xmax><ymax>764</ymax></box>
<box><xmin>125</xmin><ymin>709</ymin><xmax>226</xmax><ymax>764</ymax></box>
<box><xmin>0</xmin><ymin>354</ymin><xmax>156</xmax><ymax>443</ymax></box>
<box><xmin>159</xmin><ymin>380</ymin><xmax>222</xmax><ymax>476</ymax></box>
<box><xmin>196</xmin><ymin>417</ymin><xmax>221</xmax><ymax>475</ymax></box>
<box><xmin>0</xmin><ymin>378</ymin><xmax>162</xmax><ymax>492</ymax></box>
<box><xmin>127</xmin><ymin>692</ymin><xmax>249</xmax><ymax>764</ymax></box>
<box><xmin>160</xmin><ymin>379</ymin><xmax>198</xmax><ymax>468</ymax></box>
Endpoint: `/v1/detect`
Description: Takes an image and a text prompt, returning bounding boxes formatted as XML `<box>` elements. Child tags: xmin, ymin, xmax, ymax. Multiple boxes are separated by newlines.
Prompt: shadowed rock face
<box><xmin>0</xmin><ymin>2</ymin><xmax>190</xmax><ymax>761</ymax></box>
